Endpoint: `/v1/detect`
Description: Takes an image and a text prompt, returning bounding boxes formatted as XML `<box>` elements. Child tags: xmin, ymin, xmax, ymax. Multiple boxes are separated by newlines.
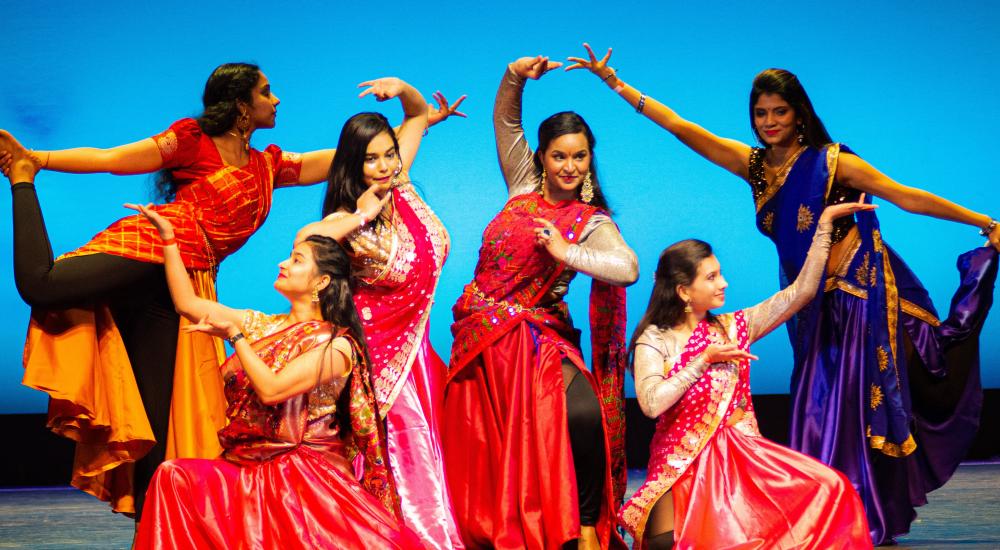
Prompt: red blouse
<box><xmin>61</xmin><ymin>118</ymin><xmax>302</xmax><ymax>272</ymax></box>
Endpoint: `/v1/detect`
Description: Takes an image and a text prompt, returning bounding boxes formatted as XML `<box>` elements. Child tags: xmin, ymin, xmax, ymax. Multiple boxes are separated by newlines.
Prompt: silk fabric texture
<box><xmin>21</xmin><ymin>118</ymin><xmax>303</xmax><ymax>514</ymax></box>
<box><xmin>750</xmin><ymin>143</ymin><xmax>998</xmax><ymax>543</ymax></box>
<box><xmin>445</xmin><ymin>192</ymin><xmax>628</xmax><ymax>549</ymax></box>
<box><xmin>135</xmin><ymin>315</ymin><xmax>419</xmax><ymax>549</ymax></box>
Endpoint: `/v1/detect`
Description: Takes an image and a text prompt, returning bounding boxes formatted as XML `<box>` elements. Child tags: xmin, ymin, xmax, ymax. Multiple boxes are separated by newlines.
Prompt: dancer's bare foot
<box><xmin>0</xmin><ymin>130</ymin><xmax>41</xmax><ymax>185</ymax></box>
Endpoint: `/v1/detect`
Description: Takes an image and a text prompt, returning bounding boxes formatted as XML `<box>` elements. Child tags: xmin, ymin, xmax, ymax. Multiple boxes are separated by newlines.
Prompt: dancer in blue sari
<box><xmin>568</xmin><ymin>44</ymin><xmax>999</xmax><ymax>544</ymax></box>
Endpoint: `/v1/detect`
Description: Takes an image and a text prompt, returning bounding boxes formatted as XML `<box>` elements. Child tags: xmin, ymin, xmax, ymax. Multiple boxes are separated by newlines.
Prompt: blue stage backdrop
<box><xmin>1</xmin><ymin>2</ymin><xmax>998</xmax><ymax>413</ymax></box>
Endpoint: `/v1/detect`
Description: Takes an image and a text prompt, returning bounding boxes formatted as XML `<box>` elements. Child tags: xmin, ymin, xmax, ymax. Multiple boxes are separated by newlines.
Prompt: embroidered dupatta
<box><xmin>754</xmin><ymin>144</ymin><xmax>915</xmax><ymax>456</ymax></box>
<box><xmin>449</xmin><ymin>191</ymin><xmax>629</xmax><ymax>504</ymax></box>
<box><xmin>347</xmin><ymin>183</ymin><xmax>449</xmax><ymax>415</ymax></box>
<box><xmin>619</xmin><ymin>312</ymin><xmax>751</xmax><ymax>543</ymax></box>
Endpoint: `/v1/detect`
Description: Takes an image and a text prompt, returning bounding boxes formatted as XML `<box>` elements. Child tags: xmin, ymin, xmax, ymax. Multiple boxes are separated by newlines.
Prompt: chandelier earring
<box><xmin>538</xmin><ymin>169</ymin><xmax>547</xmax><ymax>194</ymax></box>
<box><xmin>683</xmin><ymin>299</ymin><xmax>693</xmax><ymax>314</ymax></box>
<box><xmin>311</xmin><ymin>288</ymin><xmax>320</xmax><ymax>303</ymax></box>
<box><xmin>580</xmin><ymin>172</ymin><xmax>594</xmax><ymax>203</ymax></box>
<box><xmin>796</xmin><ymin>123</ymin><xmax>806</xmax><ymax>145</ymax></box>
<box><xmin>391</xmin><ymin>162</ymin><xmax>402</xmax><ymax>187</ymax></box>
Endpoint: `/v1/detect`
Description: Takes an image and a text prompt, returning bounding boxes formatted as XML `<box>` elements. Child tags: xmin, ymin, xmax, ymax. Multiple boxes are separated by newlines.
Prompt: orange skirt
<box><xmin>22</xmin><ymin>270</ymin><xmax>227</xmax><ymax>515</ymax></box>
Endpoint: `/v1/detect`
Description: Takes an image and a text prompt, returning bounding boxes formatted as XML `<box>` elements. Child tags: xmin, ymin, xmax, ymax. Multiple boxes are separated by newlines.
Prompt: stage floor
<box><xmin>0</xmin><ymin>464</ymin><xmax>997</xmax><ymax>548</ymax></box>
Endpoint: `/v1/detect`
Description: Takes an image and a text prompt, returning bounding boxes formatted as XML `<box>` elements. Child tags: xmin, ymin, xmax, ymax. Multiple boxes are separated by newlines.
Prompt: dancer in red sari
<box><xmin>298</xmin><ymin>78</ymin><xmax>462</xmax><ymax>547</ymax></box>
<box><xmin>443</xmin><ymin>56</ymin><xmax>637</xmax><ymax>550</ymax></box>
<box><xmin>129</xmin><ymin>204</ymin><xmax>419</xmax><ymax>549</ymax></box>
<box><xmin>622</xmin><ymin>200</ymin><xmax>873</xmax><ymax>549</ymax></box>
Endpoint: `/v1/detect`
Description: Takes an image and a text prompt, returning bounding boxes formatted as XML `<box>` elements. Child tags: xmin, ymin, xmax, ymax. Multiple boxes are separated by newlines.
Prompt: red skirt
<box><xmin>670</xmin><ymin>424</ymin><xmax>871</xmax><ymax>550</ymax></box>
<box><xmin>134</xmin><ymin>446</ymin><xmax>421</xmax><ymax>549</ymax></box>
<box><xmin>443</xmin><ymin>322</ymin><xmax>625</xmax><ymax>550</ymax></box>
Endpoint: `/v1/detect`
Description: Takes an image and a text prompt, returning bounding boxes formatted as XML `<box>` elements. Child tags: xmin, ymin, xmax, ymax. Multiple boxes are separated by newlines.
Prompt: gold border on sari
<box><xmin>901</xmin><ymin>299</ymin><xmax>941</xmax><ymax>327</ymax></box>
<box><xmin>754</xmin><ymin>146</ymin><xmax>808</xmax><ymax>213</ymax></box>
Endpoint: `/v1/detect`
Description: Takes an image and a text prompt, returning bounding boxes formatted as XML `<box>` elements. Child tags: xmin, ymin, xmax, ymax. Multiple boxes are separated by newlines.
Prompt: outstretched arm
<box><xmin>567</xmin><ymin>43</ymin><xmax>751</xmax><ymax>179</ymax></box>
<box><xmin>836</xmin><ymin>154</ymin><xmax>1000</xmax><ymax>251</ymax></box>
<box><xmin>28</xmin><ymin>138</ymin><xmax>165</xmax><ymax>175</ymax></box>
<box><xmin>744</xmin><ymin>198</ymin><xmax>876</xmax><ymax>342</ymax></box>
<box><xmin>126</xmin><ymin>203</ymin><xmax>243</xmax><ymax>327</ymax></box>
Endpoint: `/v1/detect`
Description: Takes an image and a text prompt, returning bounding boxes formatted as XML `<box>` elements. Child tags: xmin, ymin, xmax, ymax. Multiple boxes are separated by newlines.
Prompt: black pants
<box><xmin>12</xmin><ymin>182</ymin><xmax>178</xmax><ymax>520</ymax></box>
<box><xmin>563</xmin><ymin>359</ymin><xmax>606</xmax><ymax>527</ymax></box>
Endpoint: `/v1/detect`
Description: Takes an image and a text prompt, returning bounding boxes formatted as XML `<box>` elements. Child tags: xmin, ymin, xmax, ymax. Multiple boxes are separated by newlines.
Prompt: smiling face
<box><xmin>246</xmin><ymin>72</ymin><xmax>280</xmax><ymax>130</ymax></box>
<box><xmin>753</xmin><ymin>93</ymin><xmax>799</xmax><ymax>147</ymax></box>
<box><xmin>539</xmin><ymin>132</ymin><xmax>591</xmax><ymax>200</ymax></box>
<box><xmin>361</xmin><ymin>131</ymin><xmax>400</xmax><ymax>187</ymax></box>
<box><xmin>274</xmin><ymin>241</ymin><xmax>329</xmax><ymax>301</ymax></box>
<box><xmin>678</xmin><ymin>254</ymin><xmax>728</xmax><ymax>313</ymax></box>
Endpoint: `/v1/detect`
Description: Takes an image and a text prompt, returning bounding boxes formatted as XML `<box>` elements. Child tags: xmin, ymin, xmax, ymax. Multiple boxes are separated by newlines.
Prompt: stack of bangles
<box><xmin>601</xmin><ymin>67</ymin><xmax>645</xmax><ymax>114</ymax></box>
<box><xmin>353</xmin><ymin>209</ymin><xmax>371</xmax><ymax>228</ymax></box>
<box><xmin>982</xmin><ymin>218</ymin><xmax>998</xmax><ymax>237</ymax></box>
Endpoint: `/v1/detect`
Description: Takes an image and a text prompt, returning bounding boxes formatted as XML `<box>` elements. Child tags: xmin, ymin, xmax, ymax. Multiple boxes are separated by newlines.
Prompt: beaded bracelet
<box><xmin>636</xmin><ymin>94</ymin><xmax>647</xmax><ymax>114</ymax></box>
<box><xmin>981</xmin><ymin>219</ymin><xmax>998</xmax><ymax>237</ymax></box>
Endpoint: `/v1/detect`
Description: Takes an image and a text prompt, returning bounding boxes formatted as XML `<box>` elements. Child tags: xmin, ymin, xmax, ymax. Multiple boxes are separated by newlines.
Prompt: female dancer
<box><xmin>127</xmin><ymin>203</ymin><xmax>420</xmax><ymax>549</ymax></box>
<box><xmin>442</xmin><ymin>55</ymin><xmax>637</xmax><ymax>550</ymax></box>
<box><xmin>568</xmin><ymin>44</ymin><xmax>1000</xmax><ymax>544</ymax></box>
<box><xmin>295</xmin><ymin>77</ymin><xmax>462</xmax><ymax>548</ymax></box>
<box><xmin>623</xmin><ymin>200</ymin><xmax>873</xmax><ymax>549</ymax></box>
<box><xmin>0</xmin><ymin>64</ymin><xmax>461</xmax><ymax>521</ymax></box>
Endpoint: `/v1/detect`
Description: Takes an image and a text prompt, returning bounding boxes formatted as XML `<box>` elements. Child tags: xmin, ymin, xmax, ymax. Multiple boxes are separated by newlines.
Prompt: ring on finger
<box><xmin>542</xmin><ymin>228</ymin><xmax>552</xmax><ymax>237</ymax></box>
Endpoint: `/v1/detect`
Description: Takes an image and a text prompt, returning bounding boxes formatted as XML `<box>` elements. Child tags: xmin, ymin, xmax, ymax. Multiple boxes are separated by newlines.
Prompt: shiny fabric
<box><xmin>621</xmin><ymin>313</ymin><xmax>870</xmax><ymax>549</ymax></box>
<box><xmin>135</xmin><ymin>317</ymin><xmax>420</xmax><ymax>549</ymax></box>
<box><xmin>749</xmin><ymin>143</ymin><xmax>999</xmax><ymax>543</ymax></box>
<box><xmin>446</xmin><ymin>192</ymin><xmax>628</xmax><ymax>549</ymax></box>
<box><xmin>20</xmin><ymin>118</ymin><xmax>302</xmax><ymax>514</ymax></box>
<box><xmin>339</xmin><ymin>182</ymin><xmax>461</xmax><ymax>547</ymax></box>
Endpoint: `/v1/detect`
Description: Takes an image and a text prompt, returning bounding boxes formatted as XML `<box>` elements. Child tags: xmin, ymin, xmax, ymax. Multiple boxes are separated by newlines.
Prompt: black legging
<box><xmin>563</xmin><ymin>359</ymin><xmax>606</xmax><ymax>527</ymax></box>
<box><xmin>12</xmin><ymin>182</ymin><xmax>178</xmax><ymax>520</ymax></box>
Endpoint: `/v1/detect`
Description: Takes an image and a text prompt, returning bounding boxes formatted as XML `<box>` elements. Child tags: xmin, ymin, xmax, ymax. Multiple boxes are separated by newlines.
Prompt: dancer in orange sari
<box><xmin>0</xmin><ymin>66</ymin><xmax>461</xmax><ymax>521</ymax></box>
<box><xmin>298</xmin><ymin>78</ymin><xmax>462</xmax><ymax>547</ymax></box>
<box><xmin>622</xmin><ymin>199</ymin><xmax>873</xmax><ymax>549</ymax></box>
<box><xmin>126</xmin><ymin>204</ymin><xmax>418</xmax><ymax>549</ymax></box>
<box><xmin>443</xmin><ymin>56</ymin><xmax>637</xmax><ymax>550</ymax></box>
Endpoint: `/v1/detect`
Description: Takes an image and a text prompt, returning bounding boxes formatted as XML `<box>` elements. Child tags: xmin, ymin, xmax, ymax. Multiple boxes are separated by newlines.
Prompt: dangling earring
<box><xmin>237</xmin><ymin>110</ymin><xmax>251</xmax><ymax>152</ymax></box>
<box><xmin>537</xmin><ymin>169</ymin><xmax>547</xmax><ymax>194</ymax></box>
<box><xmin>391</xmin><ymin>162</ymin><xmax>402</xmax><ymax>187</ymax></box>
<box><xmin>580</xmin><ymin>172</ymin><xmax>594</xmax><ymax>203</ymax></box>
<box><xmin>311</xmin><ymin>288</ymin><xmax>320</xmax><ymax>303</ymax></box>
<box><xmin>796</xmin><ymin>123</ymin><xmax>805</xmax><ymax>145</ymax></box>
<box><xmin>683</xmin><ymin>299</ymin><xmax>693</xmax><ymax>314</ymax></box>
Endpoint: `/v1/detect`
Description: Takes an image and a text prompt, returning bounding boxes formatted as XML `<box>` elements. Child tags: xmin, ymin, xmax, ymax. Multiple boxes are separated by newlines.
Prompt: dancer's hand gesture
<box><xmin>566</xmin><ymin>42</ymin><xmax>615</xmax><ymax>79</ymax></box>
<box><xmin>428</xmin><ymin>91</ymin><xmax>468</xmax><ymax>127</ymax></box>
<box><xmin>358</xmin><ymin>77</ymin><xmax>406</xmax><ymax>101</ymax></box>
<box><xmin>819</xmin><ymin>193</ymin><xmax>877</xmax><ymax>224</ymax></box>
<box><xmin>126</xmin><ymin>203</ymin><xmax>175</xmax><ymax>243</ymax></box>
<box><xmin>510</xmin><ymin>56</ymin><xmax>562</xmax><ymax>80</ymax></box>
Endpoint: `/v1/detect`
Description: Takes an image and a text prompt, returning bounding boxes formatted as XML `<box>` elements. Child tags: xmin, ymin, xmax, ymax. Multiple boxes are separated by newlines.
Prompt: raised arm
<box><xmin>567</xmin><ymin>43</ymin><xmax>751</xmax><ymax>180</ymax></box>
<box><xmin>358</xmin><ymin>77</ymin><xmax>427</xmax><ymax>173</ymax></box>
<box><xmin>495</xmin><ymin>56</ymin><xmax>563</xmax><ymax>198</ymax></box>
<box><xmin>229</xmin><ymin>332</ymin><xmax>351</xmax><ymax>405</ymax></box>
<box><xmin>744</xmin><ymin>198</ymin><xmax>876</xmax><ymax>342</ymax></box>
<box><xmin>126</xmin><ymin>203</ymin><xmax>243</xmax><ymax>327</ymax></box>
<box><xmin>836</xmin><ymin>153</ymin><xmax>1000</xmax><ymax>251</ymax></box>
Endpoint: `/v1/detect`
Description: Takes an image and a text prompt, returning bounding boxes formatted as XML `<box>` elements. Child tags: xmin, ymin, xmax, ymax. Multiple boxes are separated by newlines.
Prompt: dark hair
<box><xmin>322</xmin><ymin>112</ymin><xmax>399</xmax><ymax>218</ymax></box>
<box><xmin>749</xmin><ymin>69</ymin><xmax>833</xmax><ymax>149</ymax></box>
<box><xmin>154</xmin><ymin>62</ymin><xmax>261</xmax><ymax>201</ymax></box>
<box><xmin>532</xmin><ymin>111</ymin><xmax>611</xmax><ymax>212</ymax></box>
<box><xmin>628</xmin><ymin>239</ymin><xmax>719</xmax><ymax>367</ymax></box>
<box><xmin>303</xmin><ymin>234</ymin><xmax>370</xmax><ymax>435</ymax></box>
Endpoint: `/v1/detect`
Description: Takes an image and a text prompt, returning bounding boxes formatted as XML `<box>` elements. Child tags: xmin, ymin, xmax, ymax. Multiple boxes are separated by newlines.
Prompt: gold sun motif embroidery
<box><xmin>870</xmin><ymin>265</ymin><xmax>878</xmax><ymax>287</ymax></box>
<box><xmin>877</xmin><ymin>346</ymin><xmax>889</xmax><ymax>372</ymax></box>
<box><xmin>871</xmin><ymin>384</ymin><xmax>884</xmax><ymax>410</ymax></box>
<box><xmin>796</xmin><ymin>205</ymin><xmax>814</xmax><ymax>233</ymax></box>
<box><xmin>872</xmin><ymin>229</ymin><xmax>883</xmax><ymax>253</ymax></box>
<box><xmin>855</xmin><ymin>252</ymin><xmax>871</xmax><ymax>287</ymax></box>
<box><xmin>762</xmin><ymin>211</ymin><xmax>775</xmax><ymax>233</ymax></box>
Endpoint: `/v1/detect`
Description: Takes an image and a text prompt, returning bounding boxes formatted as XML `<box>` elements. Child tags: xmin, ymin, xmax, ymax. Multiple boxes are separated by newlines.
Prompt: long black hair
<box><xmin>532</xmin><ymin>111</ymin><xmax>611</xmax><ymax>212</ymax></box>
<box><xmin>154</xmin><ymin>62</ymin><xmax>261</xmax><ymax>201</ymax></box>
<box><xmin>303</xmin><ymin>234</ymin><xmax>370</xmax><ymax>435</ymax></box>
<box><xmin>322</xmin><ymin>112</ymin><xmax>399</xmax><ymax>218</ymax></box>
<box><xmin>749</xmin><ymin>69</ymin><xmax>833</xmax><ymax>149</ymax></box>
<box><xmin>628</xmin><ymin>239</ymin><xmax>719</xmax><ymax>367</ymax></box>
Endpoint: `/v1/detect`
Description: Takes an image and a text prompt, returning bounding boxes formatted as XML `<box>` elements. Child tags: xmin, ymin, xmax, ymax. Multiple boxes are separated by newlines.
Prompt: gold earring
<box><xmin>683</xmin><ymin>299</ymin><xmax>693</xmax><ymax>314</ymax></box>
<box><xmin>311</xmin><ymin>288</ymin><xmax>320</xmax><ymax>303</ymax></box>
<box><xmin>391</xmin><ymin>163</ymin><xmax>402</xmax><ymax>186</ymax></box>
<box><xmin>580</xmin><ymin>172</ymin><xmax>594</xmax><ymax>203</ymax></box>
<box><xmin>237</xmin><ymin>111</ymin><xmax>251</xmax><ymax>152</ymax></box>
<box><xmin>538</xmin><ymin>169</ymin><xmax>546</xmax><ymax>194</ymax></box>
